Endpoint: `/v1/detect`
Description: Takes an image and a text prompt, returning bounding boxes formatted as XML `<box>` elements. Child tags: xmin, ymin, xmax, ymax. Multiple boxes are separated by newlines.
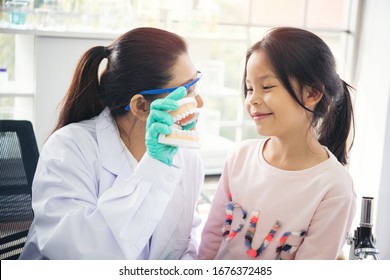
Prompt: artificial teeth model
<box><xmin>158</xmin><ymin>96</ymin><xmax>201</xmax><ymax>148</ymax></box>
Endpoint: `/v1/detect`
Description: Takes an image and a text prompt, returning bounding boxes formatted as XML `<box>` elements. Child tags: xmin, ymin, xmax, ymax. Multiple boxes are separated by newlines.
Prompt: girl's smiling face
<box><xmin>244</xmin><ymin>50</ymin><xmax>311</xmax><ymax>138</ymax></box>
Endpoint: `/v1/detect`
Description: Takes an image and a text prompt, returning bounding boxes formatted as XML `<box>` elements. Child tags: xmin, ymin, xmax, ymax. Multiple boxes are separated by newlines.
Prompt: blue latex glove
<box><xmin>145</xmin><ymin>86</ymin><xmax>186</xmax><ymax>166</ymax></box>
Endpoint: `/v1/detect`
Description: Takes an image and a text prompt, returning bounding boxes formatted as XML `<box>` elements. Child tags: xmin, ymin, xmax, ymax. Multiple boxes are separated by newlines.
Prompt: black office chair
<box><xmin>0</xmin><ymin>120</ymin><xmax>39</xmax><ymax>260</ymax></box>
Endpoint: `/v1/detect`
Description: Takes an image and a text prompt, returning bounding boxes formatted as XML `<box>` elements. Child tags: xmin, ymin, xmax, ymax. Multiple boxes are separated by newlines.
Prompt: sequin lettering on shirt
<box><xmin>222</xmin><ymin>199</ymin><xmax>247</xmax><ymax>240</ymax></box>
<box><xmin>275</xmin><ymin>230</ymin><xmax>306</xmax><ymax>260</ymax></box>
<box><xmin>244</xmin><ymin>211</ymin><xmax>281</xmax><ymax>258</ymax></box>
<box><xmin>222</xmin><ymin>193</ymin><xmax>305</xmax><ymax>258</ymax></box>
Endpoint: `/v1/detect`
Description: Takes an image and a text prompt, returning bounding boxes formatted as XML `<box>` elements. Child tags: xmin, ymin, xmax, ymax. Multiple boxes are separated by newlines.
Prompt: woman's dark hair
<box><xmin>53</xmin><ymin>27</ymin><xmax>187</xmax><ymax>132</ymax></box>
<box><xmin>243</xmin><ymin>27</ymin><xmax>354</xmax><ymax>165</ymax></box>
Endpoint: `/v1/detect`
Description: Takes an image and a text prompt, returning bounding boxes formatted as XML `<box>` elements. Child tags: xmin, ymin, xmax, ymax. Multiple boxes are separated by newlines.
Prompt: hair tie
<box><xmin>104</xmin><ymin>46</ymin><xmax>109</xmax><ymax>58</ymax></box>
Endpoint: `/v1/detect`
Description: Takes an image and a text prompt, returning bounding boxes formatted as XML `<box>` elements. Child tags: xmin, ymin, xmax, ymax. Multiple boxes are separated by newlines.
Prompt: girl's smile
<box><xmin>251</xmin><ymin>111</ymin><xmax>273</xmax><ymax>121</ymax></box>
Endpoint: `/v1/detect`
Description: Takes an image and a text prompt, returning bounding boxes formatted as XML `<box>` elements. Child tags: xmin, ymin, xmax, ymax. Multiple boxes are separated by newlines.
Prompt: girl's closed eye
<box><xmin>246</xmin><ymin>87</ymin><xmax>254</xmax><ymax>95</ymax></box>
<box><xmin>262</xmin><ymin>85</ymin><xmax>275</xmax><ymax>91</ymax></box>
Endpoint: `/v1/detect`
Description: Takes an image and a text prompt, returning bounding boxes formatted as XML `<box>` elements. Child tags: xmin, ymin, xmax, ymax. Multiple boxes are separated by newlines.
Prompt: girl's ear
<box><xmin>303</xmin><ymin>86</ymin><xmax>323</xmax><ymax>108</ymax></box>
<box><xmin>129</xmin><ymin>94</ymin><xmax>150</xmax><ymax>121</ymax></box>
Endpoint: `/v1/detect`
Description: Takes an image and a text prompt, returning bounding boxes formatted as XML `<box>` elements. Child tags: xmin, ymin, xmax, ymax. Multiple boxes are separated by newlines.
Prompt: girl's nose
<box><xmin>248</xmin><ymin>91</ymin><xmax>262</xmax><ymax>105</ymax></box>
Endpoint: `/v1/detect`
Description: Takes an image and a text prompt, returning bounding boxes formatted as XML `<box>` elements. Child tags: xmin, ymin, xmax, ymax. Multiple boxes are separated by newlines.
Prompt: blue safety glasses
<box><xmin>124</xmin><ymin>71</ymin><xmax>202</xmax><ymax>111</ymax></box>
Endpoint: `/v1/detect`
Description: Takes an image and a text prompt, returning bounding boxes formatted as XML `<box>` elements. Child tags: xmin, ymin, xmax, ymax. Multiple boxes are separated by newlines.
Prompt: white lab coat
<box><xmin>19</xmin><ymin>108</ymin><xmax>204</xmax><ymax>260</ymax></box>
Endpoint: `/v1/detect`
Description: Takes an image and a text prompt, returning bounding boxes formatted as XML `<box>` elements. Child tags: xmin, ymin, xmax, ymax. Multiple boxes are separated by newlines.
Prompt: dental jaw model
<box><xmin>158</xmin><ymin>97</ymin><xmax>201</xmax><ymax>148</ymax></box>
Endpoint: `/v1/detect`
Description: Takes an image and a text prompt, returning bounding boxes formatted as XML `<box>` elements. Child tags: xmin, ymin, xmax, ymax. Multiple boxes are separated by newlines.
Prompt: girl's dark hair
<box><xmin>243</xmin><ymin>27</ymin><xmax>354</xmax><ymax>165</ymax></box>
<box><xmin>53</xmin><ymin>27</ymin><xmax>187</xmax><ymax>132</ymax></box>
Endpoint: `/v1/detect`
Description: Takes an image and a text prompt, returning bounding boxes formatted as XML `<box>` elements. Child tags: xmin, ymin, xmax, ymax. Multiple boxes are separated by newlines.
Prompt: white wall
<box><xmin>35</xmin><ymin>36</ymin><xmax>113</xmax><ymax>147</ymax></box>
<box><xmin>349</xmin><ymin>0</ymin><xmax>390</xmax><ymax>259</ymax></box>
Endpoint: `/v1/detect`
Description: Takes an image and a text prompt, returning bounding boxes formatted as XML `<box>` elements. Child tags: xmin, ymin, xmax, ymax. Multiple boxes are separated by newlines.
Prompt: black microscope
<box><xmin>347</xmin><ymin>197</ymin><xmax>380</xmax><ymax>260</ymax></box>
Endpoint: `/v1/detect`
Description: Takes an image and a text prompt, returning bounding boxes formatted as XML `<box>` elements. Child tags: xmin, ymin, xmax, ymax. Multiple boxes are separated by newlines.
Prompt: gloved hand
<box><xmin>145</xmin><ymin>86</ymin><xmax>186</xmax><ymax>166</ymax></box>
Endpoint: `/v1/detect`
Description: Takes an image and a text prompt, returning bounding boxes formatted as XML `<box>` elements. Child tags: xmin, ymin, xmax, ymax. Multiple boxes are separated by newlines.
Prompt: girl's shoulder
<box><xmin>322</xmin><ymin>151</ymin><xmax>356</xmax><ymax>196</ymax></box>
<box><xmin>224</xmin><ymin>138</ymin><xmax>265</xmax><ymax>166</ymax></box>
<box><xmin>230</xmin><ymin>138</ymin><xmax>264</xmax><ymax>156</ymax></box>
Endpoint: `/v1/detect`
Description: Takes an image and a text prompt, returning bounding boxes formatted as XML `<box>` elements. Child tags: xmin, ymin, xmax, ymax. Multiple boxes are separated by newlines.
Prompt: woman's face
<box><xmin>167</xmin><ymin>53</ymin><xmax>204</xmax><ymax>108</ymax></box>
<box><xmin>244</xmin><ymin>50</ymin><xmax>309</xmax><ymax>138</ymax></box>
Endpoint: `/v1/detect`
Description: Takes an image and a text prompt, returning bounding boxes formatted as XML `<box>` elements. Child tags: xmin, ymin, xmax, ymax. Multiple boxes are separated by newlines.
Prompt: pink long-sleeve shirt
<box><xmin>198</xmin><ymin>139</ymin><xmax>356</xmax><ymax>260</ymax></box>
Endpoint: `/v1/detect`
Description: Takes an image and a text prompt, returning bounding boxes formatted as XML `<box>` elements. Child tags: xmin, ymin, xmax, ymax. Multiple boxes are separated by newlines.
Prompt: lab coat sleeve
<box><xmin>179</xmin><ymin>150</ymin><xmax>204</xmax><ymax>260</ymax></box>
<box><xmin>31</xmin><ymin>133</ymin><xmax>182</xmax><ymax>260</ymax></box>
<box><xmin>180</xmin><ymin>210</ymin><xmax>202</xmax><ymax>260</ymax></box>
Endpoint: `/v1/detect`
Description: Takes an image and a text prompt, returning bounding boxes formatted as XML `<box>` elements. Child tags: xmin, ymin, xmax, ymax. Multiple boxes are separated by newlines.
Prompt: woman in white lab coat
<box><xmin>19</xmin><ymin>27</ymin><xmax>204</xmax><ymax>259</ymax></box>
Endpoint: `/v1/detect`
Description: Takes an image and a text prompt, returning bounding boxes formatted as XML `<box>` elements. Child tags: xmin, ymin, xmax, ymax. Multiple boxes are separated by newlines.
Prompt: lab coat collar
<box><xmin>95</xmin><ymin>107</ymin><xmax>184</xmax><ymax>174</ymax></box>
<box><xmin>96</xmin><ymin>108</ymin><xmax>128</xmax><ymax>176</ymax></box>
<box><xmin>149</xmin><ymin>151</ymin><xmax>186</xmax><ymax>259</ymax></box>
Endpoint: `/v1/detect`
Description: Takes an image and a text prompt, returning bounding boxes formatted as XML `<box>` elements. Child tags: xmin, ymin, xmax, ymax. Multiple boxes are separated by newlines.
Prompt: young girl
<box><xmin>198</xmin><ymin>27</ymin><xmax>356</xmax><ymax>260</ymax></box>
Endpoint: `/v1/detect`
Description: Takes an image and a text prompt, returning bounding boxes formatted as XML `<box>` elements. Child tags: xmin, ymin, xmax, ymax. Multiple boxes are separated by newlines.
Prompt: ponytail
<box><xmin>52</xmin><ymin>46</ymin><xmax>107</xmax><ymax>133</ymax></box>
<box><xmin>318</xmin><ymin>80</ymin><xmax>355</xmax><ymax>165</ymax></box>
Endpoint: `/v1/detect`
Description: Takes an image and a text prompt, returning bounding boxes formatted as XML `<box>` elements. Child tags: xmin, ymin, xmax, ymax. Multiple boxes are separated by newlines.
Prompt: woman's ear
<box><xmin>129</xmin><ymin>94</ymin><xmax>149</xmax><ymax>121</ymax></box>
<box><xmin>303</xmin><ymin>86</ymin><xmax>323</xmax><ymax>108</ymax></box>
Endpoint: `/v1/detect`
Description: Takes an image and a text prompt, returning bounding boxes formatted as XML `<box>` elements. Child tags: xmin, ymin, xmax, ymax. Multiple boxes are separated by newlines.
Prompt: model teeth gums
<box><xmin>158</xmin><ymin>97</ymin><xmax>201</xmax><ymax>149</ymax></box>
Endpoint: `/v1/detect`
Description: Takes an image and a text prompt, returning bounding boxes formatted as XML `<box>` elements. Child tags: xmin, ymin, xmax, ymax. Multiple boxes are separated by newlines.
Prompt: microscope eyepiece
<box><xmin>360</xmin><ymin>196</ymin><xmax>374</xmax><ymax>228</ymax></box>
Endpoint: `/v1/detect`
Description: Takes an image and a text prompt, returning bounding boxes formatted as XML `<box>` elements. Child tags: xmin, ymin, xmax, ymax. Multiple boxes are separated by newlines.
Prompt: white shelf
<box><xmin>0</xmin><ymin>26</ymin><xmax>119</xmax><ymax>40</ymax></box>
<box><xmin>0</xmin><ymin>82</ymin><xmax>33</xmax><ymax>97</ymax></box>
